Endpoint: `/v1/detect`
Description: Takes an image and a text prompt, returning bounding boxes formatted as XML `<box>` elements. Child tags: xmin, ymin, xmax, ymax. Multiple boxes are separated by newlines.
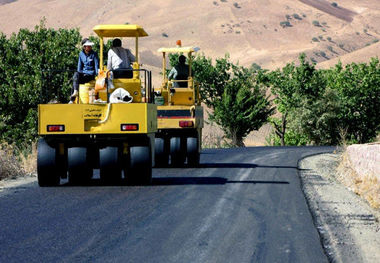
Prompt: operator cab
<box><xmin>76</xmin><ymin>24</ymin><xmax>152</xmax><ymax>104</ymax></box>
<box><xmin>156</xmin><ymin>41</ymin><xmax>200</xmax><ymax>106</ymax></box>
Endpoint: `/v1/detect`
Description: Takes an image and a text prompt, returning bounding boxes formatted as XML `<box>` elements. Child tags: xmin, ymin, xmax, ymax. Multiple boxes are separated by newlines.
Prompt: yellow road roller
<box><xmin>37</xmin><ymin>24</ymin><xmax>157</xmax><ymax>186</ymax></box>
<box><xmin>154</xmin><ymin>42</ymin><xmax>203</xmax><ymax>167</ymax></box>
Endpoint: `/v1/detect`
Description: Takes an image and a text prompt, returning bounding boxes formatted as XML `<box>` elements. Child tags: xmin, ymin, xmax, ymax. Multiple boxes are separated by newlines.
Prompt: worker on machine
<box><xmin>70</xmin><ymin>38</ymin><xmax>99</xmax><ymax>102</ymax></box>
<box><xmin>107</xmin><ymin>38</ymin><xmax>135</xmax><ymax>79</ymax></box>
<box><xmin>168</xmin><ymin>55</ymin><xmax>189</xmax><ymax>87</ymax></box>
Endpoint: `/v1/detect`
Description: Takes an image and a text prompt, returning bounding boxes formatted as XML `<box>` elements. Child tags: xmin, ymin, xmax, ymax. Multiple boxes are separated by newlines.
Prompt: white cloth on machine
<box><xmin>109</xmin><ymin>88</ymin><xmax>133</xmax><ymax>103</ymax></box>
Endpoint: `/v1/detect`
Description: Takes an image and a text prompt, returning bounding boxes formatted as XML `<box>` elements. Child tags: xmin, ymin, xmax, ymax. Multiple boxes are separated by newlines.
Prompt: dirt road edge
<box><xmin>299</xmin><ymin>153</ymin><xmax>380</xmax><ymax>263</ymax></box>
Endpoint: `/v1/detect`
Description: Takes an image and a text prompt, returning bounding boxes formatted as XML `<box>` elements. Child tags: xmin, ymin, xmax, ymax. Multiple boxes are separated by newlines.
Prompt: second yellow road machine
<box><xmin>154</xmin><ymin>42</ymin><xmax>203</xmax><ymax>167</ymax></box>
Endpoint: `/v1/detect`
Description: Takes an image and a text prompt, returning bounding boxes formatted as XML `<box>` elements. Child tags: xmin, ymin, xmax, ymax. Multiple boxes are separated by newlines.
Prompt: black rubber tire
<box><xmin>129</xmin><ymin>146</ymin><xmax>152</xmax><ymax>185</ymax></box>
<box><xmin>170</xmin><ymin>137</ymin><xmax>185</xmax><ymax>167</ymax></box>
<box><xmin>154</xmin><ymin>138</ymin><xmax>169</xmax><ymax>167</ymax></box>
<box><xmin>187</xmin><ymin>137</ymin><xmax>200</xmax><ymax>166</ymax></box>
<box><xmin>68</xmin><ymin>147</ymin><xmax>92</xmax><ymax>185</ymax></box>
<box><xmin>99</xmin><ymin>147</ymin><xmax>121</xmax><ymax>185</ymax></box>
<box><xmin>37</xmin><ymin>139</ymin><xmax>60</xmax><ymax>187</ymax></box>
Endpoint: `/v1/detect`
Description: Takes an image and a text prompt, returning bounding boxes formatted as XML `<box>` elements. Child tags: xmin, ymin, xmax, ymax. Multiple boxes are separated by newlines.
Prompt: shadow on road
<box><xmin>58</xmin><ymin>177</ymin><xmax>290</xmax><ymax>187</ymax></box>
<box><xmin>199</xmin><ymin>163</ymin><xmax>258</xmax><ymax>168</ymax></box>
<box><xmin>186</xmin><ymin>163</ymin><xmax>298</xmax><ymax>169</ymax></box>
<box><xmin>151</xmin><ymin>177</ymin><xmax>289</xmax><ymax>186</ymax></box>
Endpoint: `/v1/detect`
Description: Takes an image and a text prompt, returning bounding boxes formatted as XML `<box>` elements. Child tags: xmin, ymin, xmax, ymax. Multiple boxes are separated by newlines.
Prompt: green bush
<box><xmin>312</xmin><ymin>20</ymin><xmax>321</xmax><ymax>27</ymax></box>
<box><xmin>251</xmin><ymin>63</ymin><xmax>262</xmax><ymax>71</ymax></box>
<box><xmin>327</xmin><ymin>45</ymin><xmax>334</xmax><ymax>53</ymax></box>
<box><xmin>0</xmin><ymin>20</ymin><xmax>81</xmax><ymax>146</ymax></box>
<box><xmin>193</xmin><ymin>55</ymin><xmax>273</xmax><ymax>146</ymax></box>
<box><xmin>266</xmin><ymin>127</ymin><xmax>309</xmax><ymax>146</ymax></box>
<box><xmin>324</xmin><ymin>60</ymin><xmax>380</xmax><ymax>143</ymax></box>
<box><xmin>319</xmin><ymin>51</ymin><xmax>328</xmax><ymax>58</ymax></box>
<box><xmin>266</xmin><ymin>54</ymin><xmax>380</xmax><ymax>145</ymax></box>
<box><xmin>280</xmin><ymin>21</ymin><xmax>291</xmax><ymax>28</ymax></box>
<box><xmin>293</xmin><ymin>14</ymin><xmax>302</xmax><ymax>20</ymax></box>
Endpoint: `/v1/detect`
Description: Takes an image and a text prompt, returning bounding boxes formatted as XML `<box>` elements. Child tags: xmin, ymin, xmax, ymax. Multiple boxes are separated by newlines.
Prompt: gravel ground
<box><xmin>299</xmin><ymin>153</ymin><xmax>380</xmax><ymax>263</ymax></box>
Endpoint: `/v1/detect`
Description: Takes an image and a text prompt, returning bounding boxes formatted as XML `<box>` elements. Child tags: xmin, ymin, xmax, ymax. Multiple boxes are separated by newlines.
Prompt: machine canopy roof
<box><xmin>93</xmin><ymin>24</ymin><xmax>148</xmax><ymax>38</ymax></box>
<box><xmin>157</xmin><ymin>47</ymin><xmax>200</xmax><ymax>53</ymax></box>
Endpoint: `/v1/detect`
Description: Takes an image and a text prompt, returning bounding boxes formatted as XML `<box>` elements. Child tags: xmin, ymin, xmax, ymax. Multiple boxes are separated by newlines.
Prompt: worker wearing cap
<box><xmin>70</xmin><ymin>38</ymin><xmax>99</xmax><ymax>101</ymax></box>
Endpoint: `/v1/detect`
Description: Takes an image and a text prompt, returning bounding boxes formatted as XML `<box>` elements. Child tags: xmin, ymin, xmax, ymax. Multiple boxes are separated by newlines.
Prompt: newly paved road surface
<box><xmin>0</xmin><ymin>146</ymin><xmax>333</xmax><ymax>262</ymax></box>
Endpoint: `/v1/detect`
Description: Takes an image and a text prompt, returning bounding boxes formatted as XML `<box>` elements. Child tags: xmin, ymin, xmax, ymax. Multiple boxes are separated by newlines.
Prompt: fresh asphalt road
<box><xmin>0</xmin><ymin>146</ymin><xmax>334</xmax><ymax>263</ymax></box>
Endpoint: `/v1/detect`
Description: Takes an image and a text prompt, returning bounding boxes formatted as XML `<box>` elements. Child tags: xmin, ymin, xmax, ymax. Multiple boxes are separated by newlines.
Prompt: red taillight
<box><xmin>121</xmin><ymin>124</ymin><xmax>139</xmax><ymax>131</ymax></box>
<box><xmin>47</xmin><ymin>125</ymin><xmax>65</xmax><ymax>132</ymax></box>
<box><xmin>179</xmin><ymin>121</ymin><xmax>194</xmax><ymax>127</ymax></box>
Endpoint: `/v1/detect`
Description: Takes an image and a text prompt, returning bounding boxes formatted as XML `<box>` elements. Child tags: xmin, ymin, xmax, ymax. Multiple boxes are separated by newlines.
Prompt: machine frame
<box><xmin>37</xmin><ymin>24</ymin><xmax>157</xmax><ymax>186</ymax></box>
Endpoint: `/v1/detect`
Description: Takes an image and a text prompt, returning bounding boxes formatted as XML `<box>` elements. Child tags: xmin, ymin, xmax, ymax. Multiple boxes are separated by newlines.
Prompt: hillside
<box><xmin>317</xmin><ymin>41</ymin><xmax>380</xmax><ymax>69</ymax></box>
<box><xmin>1</xmin><ymin>0</ymin><xmax>380</xmax><ymax>70</ymax></box>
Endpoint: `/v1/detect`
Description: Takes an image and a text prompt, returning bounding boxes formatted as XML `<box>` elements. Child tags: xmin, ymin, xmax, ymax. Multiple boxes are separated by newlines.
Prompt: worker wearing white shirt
<box><xmin>107</xmin><ymin>38</ymin><xmax>135</xmax><ymax>78</ymax></box>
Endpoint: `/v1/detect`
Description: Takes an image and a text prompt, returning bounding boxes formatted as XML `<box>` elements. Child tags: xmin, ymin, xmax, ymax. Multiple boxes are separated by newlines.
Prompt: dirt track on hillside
<box><xmin>299</xmin><ymin>0</ymin><xmax>357</xmax><ymax>22</ymax></box>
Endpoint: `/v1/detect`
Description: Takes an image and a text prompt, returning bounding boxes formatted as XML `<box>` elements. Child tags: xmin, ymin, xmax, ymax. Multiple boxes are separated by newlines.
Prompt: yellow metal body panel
<box><xmin>161</xmin><ymin>88</ymin><xmax>194</xmax><ymax>106</ymax></box>
<box><xmin>112</xmin><ymin>78</ymin><xmax>142</xmax><ymax>103</ymax></box>
<box><xmin>93</xmin><ymin>24</ymin><xmax>148</xmax><ymax>38</ymax></box>
<box><xmin>155</xmin><ymin>79</ymin><xmax>201</xmax><ymax>106</ymax></box>
<box><xmin>157</xmin><ymin>105</ymin><xmax>203</xmax><ymax>130</ymax></box>
<box><xmin>77</xmin><ymin>77</ymin><xmax>143</xmax><ymax>104</ymax></box>
<box><xmin>39</xmin><ymin>103</ymin><xmax>157</xmax><ymax>135</ymax></box>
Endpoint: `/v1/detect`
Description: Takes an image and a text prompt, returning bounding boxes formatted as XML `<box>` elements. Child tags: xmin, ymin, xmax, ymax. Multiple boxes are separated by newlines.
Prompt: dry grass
<box><xmin>202</xmin><ymin>121</ymin><xmax>271</xmax><ymax>148</ymax></box>
<box><xmin>20</xmin><ymin>143</ymin><xmax>37</xmax><ymax>175</ymax></box>
<box><xmin>202</xmin><ymin>122</ymin><xmax>226</xmax><ymax>148</ymax></box>
<box><xmin>0</xmin><ymin>142</ymin><xmax>36</xmax><ymax>180</ymax></box>
<box><xmin>244</xmin><ymin>123</ymin><xmax>273</xmax><ymax>146</ymax></box>
<box><xmin>337</xmin><ymin>151</ymin><xmax>380</xmax><ymax>209</ymax></box>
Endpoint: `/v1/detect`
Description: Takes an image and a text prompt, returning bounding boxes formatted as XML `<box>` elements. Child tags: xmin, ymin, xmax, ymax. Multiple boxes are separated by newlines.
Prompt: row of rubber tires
<box><xmin>155</xmin><ymin>136</ymin><xmax>200</xmax><ymax>167</ymax></box>
<box><xmin>37</xmin><ymin>139</ymin><xmax>152</xmax><ymax>187</ymax></box>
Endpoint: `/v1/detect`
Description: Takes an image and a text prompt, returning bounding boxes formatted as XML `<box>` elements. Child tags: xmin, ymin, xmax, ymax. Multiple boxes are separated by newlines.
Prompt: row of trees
<box><xmin>267</xmin><ymin>54</ymin><xmax>380</xmax><ymax>145</ymax></box>
<box><xmin>0</xmin><ymin>21</ymin><xmax>81</xmax><ymax>147</ymax></box>
<box><xmin>0</xmin><ymin>22</ymin><xmax>379</xmax><ymax>148</ymax></box>
<box><xmin>0</xmin><ymin>21</ymin><xmax>111</xmax><ymax>148</ymax></box>
<box><xmin>174</xmin><ymin>54</ymin><xmax>379</xmax><ymax>147</ymax></box>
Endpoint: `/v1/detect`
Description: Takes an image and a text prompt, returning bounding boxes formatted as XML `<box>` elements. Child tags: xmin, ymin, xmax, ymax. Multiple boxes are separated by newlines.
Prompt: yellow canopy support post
<box><xmin>162</xmin><ymin>52</ymin><xmax>166</xmax><ymax>82</ymax></box>
<box><xmin>99</xmin><ymin>37</ymin><xmax>104</xmax><ymax>70</ymax></box>
<box><xmin>188</xmin><ymin>52</ymin><xmax>192</xmax><ymax>78</ymax></box>
<box><xmin>135</xmin><ymin>35</ymin><xmax>139</xmax><ymax>64</ymax></box>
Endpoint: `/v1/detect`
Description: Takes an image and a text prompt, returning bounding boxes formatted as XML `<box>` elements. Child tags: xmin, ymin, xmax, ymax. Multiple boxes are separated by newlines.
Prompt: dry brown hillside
<box><xmin>1</xmin><ymin>0</ymin><xmax>380</xmax><ymax>70</ymax></box>
<box><xmin>317</xmin><ymin>42</ymin><xmax>380</xmax><ymax>69</ymax></box>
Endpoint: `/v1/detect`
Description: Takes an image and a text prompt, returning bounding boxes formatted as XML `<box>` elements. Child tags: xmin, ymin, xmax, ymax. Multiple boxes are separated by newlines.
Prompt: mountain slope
<box><xmin>1</xmin><ymin>0</ymin><xmax>380</xmax><ymax>70</ymax></box>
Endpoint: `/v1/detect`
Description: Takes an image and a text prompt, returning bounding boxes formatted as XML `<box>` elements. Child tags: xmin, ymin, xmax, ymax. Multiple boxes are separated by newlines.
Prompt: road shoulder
<box><xmin>0</xmin><ymin>175</ymin><xmax>36</xmax><ymax>196</ymax></box>
<box><xmin>299</xmin><ymin>153</ymin><xmax>380</xmax><ymax>263</ymax></box>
